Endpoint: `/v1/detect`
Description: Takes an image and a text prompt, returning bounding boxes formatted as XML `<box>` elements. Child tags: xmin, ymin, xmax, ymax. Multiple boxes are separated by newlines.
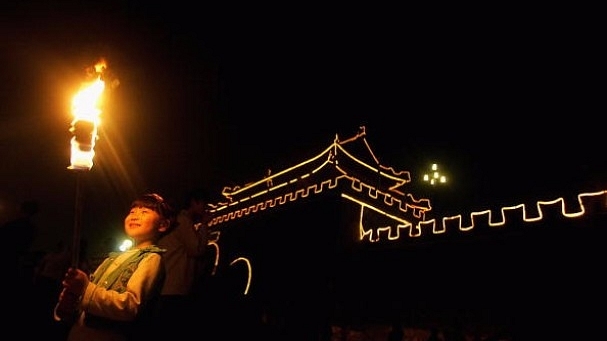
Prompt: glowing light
<box><xmin>230</xmin><ymin>257</ymin><xmax>252</xmax><ymax>295</ymax></box>
<box><xmin>68</xmin><ymin>59</ymin><xmax>107</xmax><ymax>170</ymax></box>
<box><xmin>119</xmin><ymin>238</ymin><xmax>133</xmax><ymax>251</ymax></box>
<box><xmin>423</xmin><ymin>163</ymin><xmax>447</xmax><ymax>185</ymax></box>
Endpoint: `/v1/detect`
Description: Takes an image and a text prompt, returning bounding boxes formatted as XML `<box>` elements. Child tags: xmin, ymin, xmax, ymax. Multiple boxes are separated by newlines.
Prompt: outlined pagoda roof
<box><xmin>207</xmin><ymin>126</ymin><xmax>607</xmax><ymax>244</ymax></box>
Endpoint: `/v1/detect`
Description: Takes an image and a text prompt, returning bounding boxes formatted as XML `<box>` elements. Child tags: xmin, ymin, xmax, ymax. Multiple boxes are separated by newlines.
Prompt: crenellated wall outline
<box><xmin>357</xmin><ymin>190</ymin><xmax>607</xmax><ymax>243</ymax></box>
<box><xmin>207</xmin><ymin>126</ymin><xmax>606</xmax><ymax>245</ymax></box>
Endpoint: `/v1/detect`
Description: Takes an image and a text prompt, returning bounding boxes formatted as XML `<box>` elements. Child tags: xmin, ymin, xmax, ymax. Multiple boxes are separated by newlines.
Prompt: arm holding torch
<box><xmin>53</xmin><ymin>267</ymin><xmax>89</xmax><ymax>322</ymax></box>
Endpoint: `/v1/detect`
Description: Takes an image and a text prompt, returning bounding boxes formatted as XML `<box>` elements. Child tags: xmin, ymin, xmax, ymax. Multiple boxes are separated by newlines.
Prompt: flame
<box><xmin>69</xmin><ymin>60</ymin><xmax>106</xmax><ymax>170</ymax></box>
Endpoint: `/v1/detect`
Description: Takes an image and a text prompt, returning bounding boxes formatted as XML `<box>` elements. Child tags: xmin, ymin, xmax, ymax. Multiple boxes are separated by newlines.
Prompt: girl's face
<box><xmin>124</xmin><ymin>206</ymin><xmax>167</xmax><ymax>245</ymax></box>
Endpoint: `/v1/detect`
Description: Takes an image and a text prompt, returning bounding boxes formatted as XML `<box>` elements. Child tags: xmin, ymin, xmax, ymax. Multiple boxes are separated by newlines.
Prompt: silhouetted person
<box><xmin>0</xmin><ymin>199</ymin><xmax>39</xmax><ymax>334</ymax></box>
<box><xmin>387</xmin><ymin>319</ymin><xmax>404</xmax><ymax>341</ymax></box>
<box><xmin>32</xmin><ymin>240</ymin><xmax>72</xmax><ymax>340</ymax></box>
<box><xmin>1</xmin><ymin>199</ymin><xmax>39</xmax><ymax>287</ymax></box>
<box><xmin>153</xmin><ymin>188</ymin><xmax>212</xmax><ymax>338</ymax></box>
<box><xmin>443</xmin><ymin>323</ymin><xmax>466</xmax><ymax>341</ymax></box>
<box><xmin>427</xmin><ymin>327</ymin><xmax>441</xmax><ymax>341</ymax></box>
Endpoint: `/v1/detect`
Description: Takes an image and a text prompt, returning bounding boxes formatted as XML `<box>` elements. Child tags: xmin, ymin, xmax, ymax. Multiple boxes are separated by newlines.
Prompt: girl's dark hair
<box><xmin>131</xmin><ymin>193</ymin><xmax>177</xmax><ymax>229</ymax></box>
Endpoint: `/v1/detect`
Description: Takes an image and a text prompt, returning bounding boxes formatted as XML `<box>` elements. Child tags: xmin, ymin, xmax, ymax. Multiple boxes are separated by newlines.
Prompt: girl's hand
<box><xmin>62</xmin><ymin>267</ymin><xmax>89</xmax><ymax>297</ymax></box>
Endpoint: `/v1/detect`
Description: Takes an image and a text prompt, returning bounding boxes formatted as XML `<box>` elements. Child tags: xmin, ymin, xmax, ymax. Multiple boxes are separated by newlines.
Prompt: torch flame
<box><xmin>69</xmin><ymin>60</ymin><xmax>106</xmax><ymax>170</ymax></box>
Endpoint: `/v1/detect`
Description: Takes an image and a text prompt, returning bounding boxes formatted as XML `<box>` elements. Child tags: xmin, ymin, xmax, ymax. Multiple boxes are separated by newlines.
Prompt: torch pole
<box><xmin>71</xmin><ymin>170</ymin><xmax>85</xmax><ymax>268</ymax></box>
<box><xmin>55</xmin><ymin>168</ymin><xmax>86</xmax><ymax>321</ymax></box>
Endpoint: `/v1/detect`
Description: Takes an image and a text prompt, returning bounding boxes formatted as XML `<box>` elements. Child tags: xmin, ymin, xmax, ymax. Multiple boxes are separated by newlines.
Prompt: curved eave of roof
<box><xmin>208</xmin><ymin>126</ymin><xmax>428</xmax><ymax>227</ymax></box>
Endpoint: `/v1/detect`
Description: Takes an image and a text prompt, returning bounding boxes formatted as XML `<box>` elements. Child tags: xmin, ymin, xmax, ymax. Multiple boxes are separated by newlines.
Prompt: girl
<box><xmin>55</xmin><ymin>193</ymin><xmax>176</xmax><ymax>341</ymax></box>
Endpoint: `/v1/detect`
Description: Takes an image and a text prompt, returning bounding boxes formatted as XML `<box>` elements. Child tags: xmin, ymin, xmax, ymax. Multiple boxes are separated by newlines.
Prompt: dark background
<box><xmin>1</xmin><ymin>3</ymin><xmax>604</xmax><ymax>255</ymax></box>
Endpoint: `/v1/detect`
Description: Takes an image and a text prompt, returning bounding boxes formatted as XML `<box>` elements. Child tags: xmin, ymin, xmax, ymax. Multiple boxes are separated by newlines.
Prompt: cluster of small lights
<box><xmin>423</xmin><ymin>163</ymin><xmax>446</xmax><ymax>185</ymax></box>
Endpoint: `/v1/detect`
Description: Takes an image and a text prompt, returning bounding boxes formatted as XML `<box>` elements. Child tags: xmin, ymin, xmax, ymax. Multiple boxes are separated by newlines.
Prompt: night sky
<box><xmin>1</xmin><ymin>3</ymin><xmax>604</xmax><ymax>253</ymax></box>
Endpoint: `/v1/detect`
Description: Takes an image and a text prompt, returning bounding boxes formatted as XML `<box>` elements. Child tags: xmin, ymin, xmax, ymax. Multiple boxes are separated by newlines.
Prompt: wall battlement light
<box><xmin>423</xmin><ymin>163</ymin><xmax>447</xmax><ymax>185</ymax></box>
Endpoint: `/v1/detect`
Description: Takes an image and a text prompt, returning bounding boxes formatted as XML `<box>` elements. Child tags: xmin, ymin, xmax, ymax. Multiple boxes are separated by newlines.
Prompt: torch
<box><xmin>54</xmin><ymin>60</ymin><xmax>110</xmax><ymax>322</ymax></box>
<box><xmin>67</xmin><ymin>60</ymin><xmax>107</xmax><ymax>268</ymax></box>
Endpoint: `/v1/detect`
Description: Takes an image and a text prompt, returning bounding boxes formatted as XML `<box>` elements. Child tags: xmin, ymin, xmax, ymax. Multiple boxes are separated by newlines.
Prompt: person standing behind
<box><xmin>1</xmin><ymin>199</ymin><xmax>39</xmax><ymax>287</ymax></box>
<box><xmin>32</xmin><ymin>240</ymin><xmax>72</xmax><ymax>340</ymax></box>
<box><xmin>154</xmin><ymin>188</ymin><xmax>212</xmax><ymax>338</ymax></box>
<box><xmin>54</xmin><ymin>193</ymin><xmax>177</xmax><ymax>341</ymax></box>
<box><xmin>0</xmin><ymin>199</ymin><xmax>40</xmax><ymax>336</ymax></box>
